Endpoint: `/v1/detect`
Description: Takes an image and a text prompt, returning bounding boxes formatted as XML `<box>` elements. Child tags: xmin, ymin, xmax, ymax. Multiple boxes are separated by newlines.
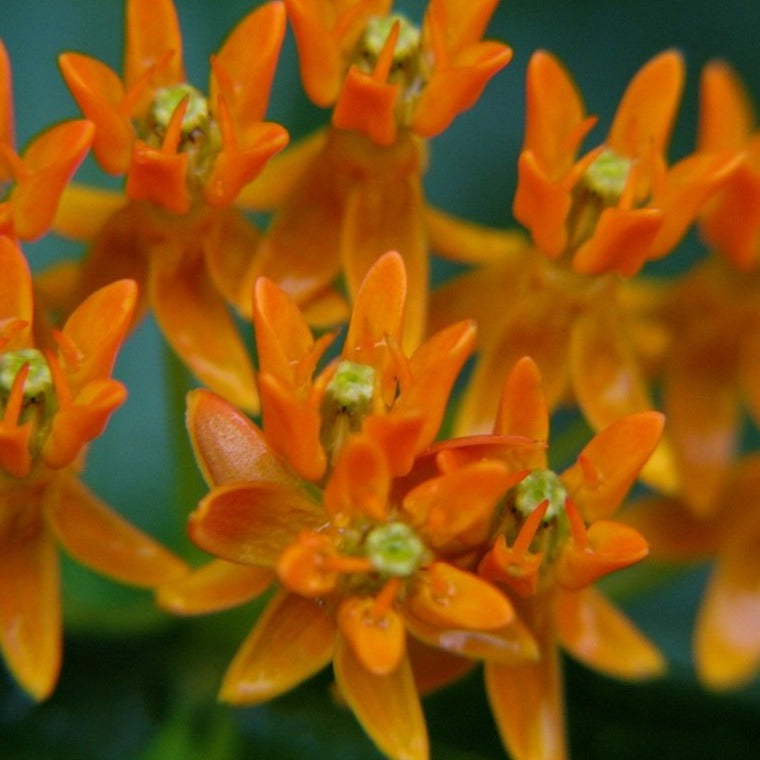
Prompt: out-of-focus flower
<box><xmin>0</xmin><ymin>40</ymin><xmax>93</xmax><ymax>241</ymax></box>
<box><xmin>237</xmin><ymin>0</ymin><xmax>514</xmax><ymax>346</ymax></box>
<box><xmin>0</xmin><ymin>237</ymin><xmax>187</xmax><ymax>700</ymax></box>
<box><xmin>513</xmin><ymin>49</ymin><xmax>738</xmax><ymax>275</ymax></box>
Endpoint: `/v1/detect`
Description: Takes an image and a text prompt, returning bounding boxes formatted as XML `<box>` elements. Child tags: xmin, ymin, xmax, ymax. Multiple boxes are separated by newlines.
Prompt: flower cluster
<box><xmin>3</xmin><ymin>1</ymin><xmax>760</xmax><ymax>759</ymax></box>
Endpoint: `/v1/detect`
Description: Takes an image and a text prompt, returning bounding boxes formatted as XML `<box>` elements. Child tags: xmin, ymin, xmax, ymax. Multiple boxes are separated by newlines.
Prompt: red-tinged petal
<box><xmin>186</xmin><ymin>388</ymin><xmax>296</xmax><ymax>488</ymax></box>
<box><xmin>338</xmin><ymin>596</ymin><xmax>406</xmax><ymax>675</ymax></box>
<box><xmin>53</xmin><ymin>183</ymin><xmax>128</xmax><ymax>241</ymax></box>
<box><xmin>562</xmin><ymin>411</ymin><xmax>665</xmax><ymax>522</ymax></box>
<box><xmin>344</xmin><ymin>249</ymin><xmax>406</xmax><ymax>360</ymax></box>
<box><xmin>621</xmin><ymin>496</ymin><xmax>719</xmax><ymax>562</ymax></box>
<box><xmin>258</xmin><ymin>373</ymin><xmax>326</xmax><ymax>482</ymax></box>
<box><xmin>44</xmin><ymin>474</ymin><xmax>187</xmax><ymax>587</ymax></box>
<box><xmin>425</xmin><ymin>204</ymin><xmax>529</xmax><ymax>264</ymax></box>
<box><xmin>188</xmin><ymin>481</ymin><xmax>323</xmax><ymax>567</ymax></box>
<box><xmin>555</xmin><ymin>521</ymin><xmax>649</xmax><ymax>589</ymax></box>
<box><xmin>220</xmin><ymin>591</ymin><xmax>335</xmax><ymax>704</ymax></box>
<box><xmin>324</xmin><ymin>435</ymin><xmax>389</xmax><ymax>523</ymax></box>
<box><xmin>572</xmin><ymin>206</ymin><xmax>663</xmax><ymax>276</ymax></box>
<box><xmin>125</xmin><ymin>0</ymin><xmax>184</xmax><ymax>92</ymax></box>
<box><xmin>11</xmin><ymin>120</ymin><xmax>94</xmax><ymax>241</ymax></box>
<box><xmin>204</xmin><ymin>122</ymin><xmax>289</xmax><ymax>208</ymax></box>
<box><xmin>58</xmin><ymin>52</ymin><xmax>134</xmax><ymax>175</ymax></box>
<box><xmin>698</xmin><ymin>61</ymin><xmax>754</xmax><ymax>152</ymax></box>
<box><xmin>485</xmin><ymin>641</ymin><xmax>568</xmax><ymax>760</ymax></box>
<box><xmin>42</xmin><ymin>379</ymin><xmax>127</xmax><ymax>469</ymax></box>
<box><xmin>406</xmin><ymin>562</ymin><xmax>514</xmax><ymax>631</ymax></box>
<box><xmin>407</xmin><ymin>635</ymin><xmax>475</xmax><ymax>694</ymax></box>
<box><xmin>0</xmin><ymin>236</ymin><xmax>33</xmax><ymax>330</ymax></box>
<box><xmin>0</xmin><ymin>41</ymin><xmax>14</xmax><ymax>158</ymax></box>
<box><xmin>495</xmin><ymin>355</ymin><xmax>548</xmax><ymax>443</ymax></box>
<box><xmin>334</xmin><ymin>635</ymin><xmax>429</xmax><ymax>760</ymax></box>
<box><xmin>157</xmin><ymin>559</ymin><xmax>273</xmax><ymax>615</ymax></box>
<box><xmin>607</xmin><ymin>50</ymin><xmax>684</xmax><ymax>179</ymax></box>
<box><xmin>694</xmin><ymin>545</ymin><xmax>760</xmax><ymax>689</ymax></box>
<box><xmin>148</xmin><ymin>250</ymin><xmax>259</xmax><ymax>413</ymax></box>
<box><xmin>210</xmin><ymin>1</ymin><xmax>286</xmax><ymax>128</ymax></box>
<box><xmin>555</xmin><ymin>587</ymin><xmax>665</xmax><ymax>680</ymax></box>
<box><xmin>126</xmin><ymin>141</ymin><xmax>190</xmax><ymax>214</ymax></box>
<box><xmin>0</xmin><ymin>511</ymin><xmax>60</xmax><ymax>701</ymax></box>
<box><xmin>333</xmin><ymin>67</ymin><xmax>399</xmax><ymax>147</ymax></box>
<box><xmin>413</xmin><ymin>41</ymin><xmax>512</xmax><ymax>138</ymax></box>
<box><xmin>404</xmin><ymin>608</ymin><xmax>538</xmax><ymax>665</ymax></box>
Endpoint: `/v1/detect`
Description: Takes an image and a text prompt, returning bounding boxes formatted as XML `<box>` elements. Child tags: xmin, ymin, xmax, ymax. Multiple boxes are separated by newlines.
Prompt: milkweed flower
<box><xmin>237</xmin><ymin>0</ymin><xmax>514</xmax><ymax>345</ymax></box>
<box><xmin>0</xmin><ymin>40</ymin><xmax>93</xmax><ymax>241</ymax></box>
<box><xmin>513</xmin><ymin>49</ymin><xmax>737</xmax><ymax>275</ymax></box>
<box><xmin>443</xmin><ymin>356</ymin><xmax>666</xmax><ymax>760</ymax></box>
<box><xmin>52</xmin><ymin>0</ymin><xmax>290</xmax><ymax>411</ymax></box>
<box><xmin>0</xmin><ymin>237</ymin><xmax>187</xmax><ymax>700</ymax></box>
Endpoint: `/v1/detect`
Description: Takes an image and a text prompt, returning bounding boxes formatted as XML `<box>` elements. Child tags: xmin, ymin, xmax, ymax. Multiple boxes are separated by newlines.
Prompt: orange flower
<box><xmin>0</xmin><ymin>40</ymin><xmax>93</xmax><ymax>241</ymax></box>
<box><xmin>0</xmin><ymin>237</ymin><xmax>187</xmax><ymax>700</ymax></box>
<box><xmin>624</xmin><ymin>454</ymin><xmax>760</xmax><ymax>690</ymax></box>
<box><xmin>697</xmin><ymin>60</ymin><xmax>760</xmax><ymax>269</ymax></box>
<box><xmin>50</xmin><ymin>0</ymin><xmax>290</xmax><ymax>411</ymax></box>
<box><xmin>237</xmin><ymin>0</ymin><xmax>514</xmax><ymax>346</ymax></box>
<box><xmin>513</xmin><ymin>49</ymin><xmax>738</xmax><ymax>275</ymax></box>
<box><xmin>436</xmin><ymin>357</ymin><xmax>666</xmax><ymax>760</ymax></box>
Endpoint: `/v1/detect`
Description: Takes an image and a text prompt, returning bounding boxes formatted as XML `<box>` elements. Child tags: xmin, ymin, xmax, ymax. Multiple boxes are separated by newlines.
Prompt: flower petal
<box><xmin>334</xmin><ymin>634</ymin><xmax>429</xmax><ymax>760</ymax></box>
<box><xmin>406</xmin><ymin>635</ymin><xmax>475</xmax><ymax>694</ymax></box>
<box><xmin>698</xmin><ymin>61</ymin><xmax>754</xmax><ymax>152</ymax></box>
<box><xmin>220</xmin><ymin>591</ymin><xmax>335</xmax><ymax>704</ymax></box>
<box><xmin>188</xmin><ymin>481</ymin><xmax>323</xmax><ymax>567</ymax></box>
<box><xmin>52</xmin><ymin>183</ymin><xmax>127</xmax><ymax>241</ymax></box>
<box><xmin>0</xmin><ymin>40</ymin><xmax>14</xmax><ymax>156</ymax></box>
<box><xmin>555</xmin><ymin>587</ymin><xmax>665</xmax><ymax>679</ymax></box>
<box><xmin>157</xmin><ymin>559</ymin><xmax>273</xmax><ymax>616</ymax></box>
<box><xmin>44</xmin><ymin>474</ymin><xmax>187</xmax><ymax>586</ymax></box>
<box><xmin>0</xmin><ymin>236</ymin><xmax>33</xmax><ymax>334</ymax></box>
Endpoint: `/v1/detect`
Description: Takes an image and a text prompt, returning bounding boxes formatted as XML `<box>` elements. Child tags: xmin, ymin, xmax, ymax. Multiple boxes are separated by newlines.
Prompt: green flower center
<box><xmin>149</xmin><ymin>83</ymin><xmax>210</xmax><ymax>142</ymax></box>
<box><xmin>0</xmin><ymin>348</ymin><xmax>53</xmax><ymax>401</ymax></box>
<box><xmin>326</xmin><ymin>360</ymin><xmax>376</xmax><ymax>417</ymax></box>
<box><xmin>515</xmin><ymin>469</ymin><xmax>567</xmax><ymax>522</ymax></box>
<box><xmin>366</xmin><ymin>521</ymin><xmax>427</xmax><ymax>577</ymax></box>
<box><xmin>583</xmin><ymin>148</ymin><xmax>633</xmax><ymax>203</ymax></box>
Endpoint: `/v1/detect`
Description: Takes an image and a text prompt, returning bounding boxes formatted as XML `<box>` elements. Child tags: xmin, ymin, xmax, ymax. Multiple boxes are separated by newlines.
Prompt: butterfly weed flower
<box><xmin>0</xmin><ymin>237</ymin><xmax>187</xmax><ymax>701</ymax></box>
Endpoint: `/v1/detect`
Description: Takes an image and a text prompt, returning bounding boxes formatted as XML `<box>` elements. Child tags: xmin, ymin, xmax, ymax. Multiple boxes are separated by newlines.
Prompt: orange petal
<box><xmin>188</xmin><ymin>481</ymin><xmax>323</xmax><ymax>567</ymax></box>
<box><xmin>185</xmin><ymin>388</ymin><xmax>296</xmax><ymax>488</ymax></box>
<box><xmin>148</xmin><ymin>250</ymin><xmax>259</xmax><ymax>413</ymax></box>
<box><xmin>0</xmin><ymin>236</ymin><xmax>33</xmax><ymax>331</ymax></box>
<box><xmin>562</xmin><ymin>411</ymin><xmax>665</xmax><ymax>522</ymax></box>
<box><xmin>157</xmin><ymin>559</ymin><xmax>273</xmax><ymax>615</ymax></box>
<box><xmin>555</xmin><ymin>587</ymin><xmax>665</xmax><ymax>679</ymax></box>
<box><xmin>698</xmin><ymin>61</ymin><xmax>754</xmax><ymax>152</ymax></box>
<box><xmin>406</xmin><ymin>634</ymin><xmax>475</xmax><ymax>694</ymax></box>
<box><xmin>126</xmin><ymin>141</ymin><xmax>190</xmax><ymax>213</ymax></box>
<box><xmin>52</xmin><ymin>183</ymin><xmax>128</xmax><ymax>241</ymax></box>
<box><xmin>0</xmin><ymin>40</ymin><xmax>14</xmax><ymax>157</ymax></box>
<box><xmin>220</xmin><ymin>591</ymin><xmax>335</xmax><ymax>704</ymax></box>
<box><xmin>694</xmin><ymin>544</ymin><xmax>760</xmax><ymax>689</ymax></box>
<box><xmin>0</xmin><ymin>507</ymin><xmax>60</xmax><ymax>701</ymax></box>
<box><xmin>334</xmin><ymin>635</ymin><xmax>429</xmax><ymax>760</ymax></box>
<box><xmin>494</xmin><ymin>355</ymin><xmax>549</xmax><ymax>445</ymax></box>
<box><xmin>362</xmin><ymin>412</ymin><xmax>425</xmax><ymax>477</ymax></box>
<box><xmin>44</xmin><ymin>474</ymin><xmax>187</xmax><ymax>586</ymax></box>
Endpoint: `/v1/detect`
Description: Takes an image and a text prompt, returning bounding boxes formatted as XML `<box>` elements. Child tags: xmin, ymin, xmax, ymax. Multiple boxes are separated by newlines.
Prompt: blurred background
<box><xmin>2</xmin><ymin>1</ymin><xmax>760</xmax><ymax>757</ymax></box>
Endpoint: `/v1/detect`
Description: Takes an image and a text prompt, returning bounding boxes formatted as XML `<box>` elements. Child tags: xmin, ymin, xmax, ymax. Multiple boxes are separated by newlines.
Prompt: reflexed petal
<box><xmin>334</xmin><ymin>635</ymin><xmax>429</xmax><ymax>760</ymax></box>
<box><xmin>157</xmin><ymin>559</ymin><xmax>273</xmax><ymax>615</ymax></box>
<box><xmin>406</xmin><ymin>635</ymin><xmax>475</xmax><ymax>694</ymax></box>
<box><xmin>53</xmin><ymin>183</ymin><xmax>128</xmax><ymax>241</ymax></box>
<box><xmin>220</xmin><ymin>591</ymin><xmax>335</xmax><ymax>703</ymax></box>
<box><xmin>188</xmin><ymin>481</ymin><xmax>323</xmax><ymax>567</ymax></box>
<box><xmin>555</xmin><ymin>587</ymin><xmax>665</xmax><ymax>679</ymax></box>
<box><xmin>0</xmin><ymin>512</ymin><xmax>60</xmax><ymax>701</ymax></box>
<box><xmin>697</xmin><ymin>61</ymin><xmax>754</xmax><ymax>152</ymax></box>
<box><xmin>44</xmin><ymin>474</ymin><xmax>187</xmax><ymax>586</ymax></box>
<box><xmin>694</xmin><ymin>545</ymin><xmax>760</xmax><ymax>689</ymax></box>
<box><xmin>148</xmin><ymin>250</ymin><xmax>259</xmax><ymax>413</ymax></box>
<box><xmin>562</xmin><ymin>411</ymin><xmax>665</xmax><ymax>522</ymax></box>
<box><xmin>186</xmin><ymin>389</ymin><xmax>296</xmax><ymax>488</ymax></box>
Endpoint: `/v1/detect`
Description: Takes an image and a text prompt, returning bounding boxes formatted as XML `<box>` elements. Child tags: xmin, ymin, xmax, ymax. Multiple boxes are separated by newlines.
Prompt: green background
<box><xmin>2</xmin><ymin>1</ymin><xmax>760</xmax><ymax>757</ymax></box>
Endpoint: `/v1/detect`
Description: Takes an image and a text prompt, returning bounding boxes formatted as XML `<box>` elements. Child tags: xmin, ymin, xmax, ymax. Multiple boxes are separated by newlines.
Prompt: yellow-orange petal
<box><xmin>188</xmin><ymin>481</ymin><xmax>323</xmax><ymax>567</ymax></box>
<box><xmin>44</xmin><ymin>474</ymin><xmax>187</xmax><ymax>586</ymax></box>
<box><xmin>220</xmin><ymin>591</ymin><xmax>335</xmax><ymax>704</ymax></box>
<box><xmin>186</xmin><ymin>388</ymin><xmax>296</xmax><ymax>488</ymax></box>
<box><xmin>0</xmin><ymin>512</ymin><xmax>61</xmax><ymax>701</ymax></box>
<box><xmin>698</xmin><ymin>61</ymin><xmax>754</xmax><ymax>153</ymax></box>
<box><xmin>334</xmin><ymin>634</ymin><xmax>429</xmax><ymax>760</ymax></box>
<box><xmin>555</xmin><ymin>587</ymin><xmax>666</xmax><ymax>680</ymax></box>
<box><xmin>406</xmin><ymin>562</ymin><xmax>514</xmax><ymax>631</ymax></box>
<box><xmin>338</xmin><ymin>596</ymin><xmax>406</xmax><ymax>675</ymax></box>
<box><xmin>148</xmin><ymin>250</ymin><xmax>259</xmax><ymax>413</ymax></box>
<box><xmin>52</xmin><ymin>183</ymin><xmax>128</xmax><ymax>241</ymax></box>
<box><xmin>562</xmin><ymin>411</ymin><xmax>665</xmax><ymax>522</ymax></box>
<box><xmin>157</xmin><ymin>559</ymin><xmax>273</xmax><ymax>615</ymax></box>
<box><xmin>494</xmin><ymin>355</ymin><xmax>549</xmax><ymax>447</ymax></box>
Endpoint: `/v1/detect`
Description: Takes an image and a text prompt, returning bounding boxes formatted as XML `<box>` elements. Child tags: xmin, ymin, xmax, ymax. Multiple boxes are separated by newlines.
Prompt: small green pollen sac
<box><xmin>0</xmin><ymin>348</ymin><xmax>53</xmax><ymax>400</ymax></box>
<box><xmin>515</xmin><ymin>469</ymin><xmax>568</xmax><ymax>522</ymax></box>
<box><xmin>326</xmin><ymin>360</ymin><xmax>376</xmax><ymax>417</ymax></box>
<box><xmin>366</xmin><ymin>522</ymin><xmax>427</xmax><ymax>577</ymax></box>
<box><xmin>150</xmin><ymin>83</ymin><xmax>210</xmax><ymax>139</ymax></box>
<box><xmin>583</xmin><ymin>148</ymin><xmax>633</xmax><ymax>202</ymax></box>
